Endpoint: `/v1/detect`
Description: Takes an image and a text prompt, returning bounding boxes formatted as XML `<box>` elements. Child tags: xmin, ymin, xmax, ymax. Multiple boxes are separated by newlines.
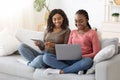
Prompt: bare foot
<box><xmin>59</xmin><ymin>70</ymin><xmax>64</xmax><ymax>74</ymax></box>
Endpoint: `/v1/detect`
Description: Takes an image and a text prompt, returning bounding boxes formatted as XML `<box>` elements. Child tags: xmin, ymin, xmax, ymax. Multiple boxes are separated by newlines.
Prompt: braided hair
<box><xmin>75</xmin><ymin>9</ymin><xmax>91</xmax><ymax>29</ymax></box>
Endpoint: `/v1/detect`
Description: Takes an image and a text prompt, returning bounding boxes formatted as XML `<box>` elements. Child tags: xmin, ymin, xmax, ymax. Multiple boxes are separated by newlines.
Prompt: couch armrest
<box><xmin>95</xmin><ymin>54</ymin><xmax>120</xmax><ymax>80</ymax></box>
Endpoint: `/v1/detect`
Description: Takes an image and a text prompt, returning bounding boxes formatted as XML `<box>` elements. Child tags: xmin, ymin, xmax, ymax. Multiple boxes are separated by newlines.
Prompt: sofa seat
<box><xmin>0</xmin><ymin>73</ymin><xmax>31</xmax><ymax>80</ymax></box>
<box><xmin>0</xmin><ymin>54</ymin><xmax>35</xmax><ymax>79</ymax></box>
<box><xmin>0</xmin><ymin>53</ymin><xmax>95</xmax><ymax>80</ymax></box>
<box><xmin>33</xmin><ymin>69</ymin><xmax>95</xmax><ymax>80</ymax></box>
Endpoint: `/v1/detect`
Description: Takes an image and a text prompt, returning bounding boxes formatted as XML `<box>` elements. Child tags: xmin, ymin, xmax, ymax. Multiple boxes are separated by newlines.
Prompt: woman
<box><xmin>43</xmin><ymin>9</ymin><xmax>101</xmax><ymax>74</ymax></box>
<box><xmin>18</xmin><ymin>9</ymin><xmax>70</xmax><ymax>68</ymax></box>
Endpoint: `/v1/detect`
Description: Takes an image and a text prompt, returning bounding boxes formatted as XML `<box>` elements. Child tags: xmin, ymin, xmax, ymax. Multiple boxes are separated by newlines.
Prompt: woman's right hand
<box><xmin>34</xmin><ymin>41</ymin><xmax>40</xmax><ymax>46</ymax></box>
<box><xmin>45</xmin><ymin>42</ymin><xmax>55</xmax><ymax>48</ymax></box>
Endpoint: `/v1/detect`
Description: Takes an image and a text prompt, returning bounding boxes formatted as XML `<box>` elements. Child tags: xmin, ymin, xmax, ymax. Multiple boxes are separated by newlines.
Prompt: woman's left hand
<box><xmin>34</xmin><ymin>41</ymin><xmax>40</xmax><ymax>46</ymax></box>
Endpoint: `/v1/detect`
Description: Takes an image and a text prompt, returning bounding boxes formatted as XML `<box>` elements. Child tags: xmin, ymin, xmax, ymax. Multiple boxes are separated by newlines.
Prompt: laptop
<box><xmin>55</xmin><ymin>44</ymin><xmax>82</xmax><ymax>60</ymax></box>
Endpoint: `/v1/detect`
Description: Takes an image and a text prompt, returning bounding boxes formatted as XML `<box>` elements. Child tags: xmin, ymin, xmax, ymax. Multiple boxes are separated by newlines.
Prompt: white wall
<box><xmin>0</xmin><ymin>0</ymin><xmax>105</xmax><ymax>31</ymax></box>
<box><xmin>0</xmin><ymin>0</ymin><xmax>36</xmax><ymax>31</ymax></box>
<box><xmin>36</xmin><ymin>0</ymin><xmax>105</xmax><ymax>30</ymax></box>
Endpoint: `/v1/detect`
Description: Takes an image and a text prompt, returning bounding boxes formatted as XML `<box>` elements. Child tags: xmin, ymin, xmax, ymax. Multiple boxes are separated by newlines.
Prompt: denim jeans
<box><xmin>18</xmin><ymin>43</ymin><xmax>47</xmax><ymax>68</ymax></box>
<box><xmin>43</xmin><ymin>53</ymin><xmax>93</xmax><ymax>73</ymax></box>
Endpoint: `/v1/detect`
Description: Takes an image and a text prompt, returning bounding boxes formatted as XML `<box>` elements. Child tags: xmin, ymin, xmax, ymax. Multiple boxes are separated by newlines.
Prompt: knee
<box><xmin>18</xmin><ymin>43</ymin><xmax>28</xmax><ymax>50</ymax></box>
<box><xmin>29</xmin><ymin>55</ymin><xmax>46</xmax><ymax>68</ymax></box>
<box><xmin>18</xmin><ymin>43</ymin><xmax>28</xmax><ymax>55</ymax></box>
<box><xmin>33</xmin><ymin>55</ymin><xmax>44</xmax><ymax>64</ymax></box>
<box><xmin>84</xmin><ymin>57</ymin><xmax>93</xmax><ymax>65</ymax></box>
<box><xmin>43</xmin><ymin>54</ymin><xmax>52</xmax><ymax>64</ymax></box>
<box><xmin>35</xmin><ymin>55</ymin><xmax>43</xmax><ymax>61</ymax></box>
<box><xmin>81</xmin><ymin>57</ymin><xmax>93</xmax><ymax>69</ymax></box>
<box><xmin>43</xmin><ymin>54</ymin><xmax>49</xmax><ymax>64</ymax></box>
<box><xmin>85</xmin><ymin>57</ymin><xmax>93</xmax><ymax>62</ymax></box>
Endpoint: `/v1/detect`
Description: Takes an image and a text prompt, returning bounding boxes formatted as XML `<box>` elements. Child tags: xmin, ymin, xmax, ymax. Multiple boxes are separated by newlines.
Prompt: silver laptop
<box><xmin>55</xmin><ymin>44</ymin><xmax>82</xmax><ymax>60</ymax></box>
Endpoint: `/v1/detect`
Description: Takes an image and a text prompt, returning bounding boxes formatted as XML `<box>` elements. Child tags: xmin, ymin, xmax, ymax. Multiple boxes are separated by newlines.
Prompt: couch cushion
<box><xmin>0</xmin><ymin>54</ymin><xmax>35</xmax><ymax>79</ymax></box>
<box><xmin>33</xmin><ymin>69</ymin><xmax>95</xmax><ymax>80</ymax></box>
<box><xmin>101</xmin><ymin>38</ymin><xmax>119</xmax><ymax>54</ymax></box>
<box><xmin>15</xmin><ymin>29</ymin><xmax>44</xmax><ymax>52</ymax></box>
<box><xmin>0</xmin><ymin>73</ymin><xmax>31</xmax><ymax>80</ymax></box>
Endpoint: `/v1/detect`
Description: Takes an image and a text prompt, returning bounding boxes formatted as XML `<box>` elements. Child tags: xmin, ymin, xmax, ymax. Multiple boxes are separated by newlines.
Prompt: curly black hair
<box><xmin>47</xmin><ymin>9</ymin><xmax>69</xmax><ymax>32</ymax></box>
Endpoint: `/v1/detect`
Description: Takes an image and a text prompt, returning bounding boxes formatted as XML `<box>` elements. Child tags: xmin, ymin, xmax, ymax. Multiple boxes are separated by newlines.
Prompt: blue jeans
<box><xmin>43</xmin><ymin>53</ymin><xmax>93</xmax><ymax>73</ymax></box>
<box><xmin>18</xmin><ymin>43</ymin><xmax>47</xmax><ymax>68</ymax></box>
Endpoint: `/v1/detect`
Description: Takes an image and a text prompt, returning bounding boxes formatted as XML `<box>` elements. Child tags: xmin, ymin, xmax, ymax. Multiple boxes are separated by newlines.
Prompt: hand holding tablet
<box><xmin>31</xmin><ymin>39</ymin><xmax>44</xmax><ymax>46</ymax></box>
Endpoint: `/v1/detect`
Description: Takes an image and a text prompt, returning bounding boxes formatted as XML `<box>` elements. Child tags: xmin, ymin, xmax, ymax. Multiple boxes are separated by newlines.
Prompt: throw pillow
<box><xmin>15</xmin><ymin>29</ymin><xmax>44</xmax><ymax>52</ymax></box>
<box><xmin>0</xmin><ymin>29</ymin><xmax>20</xmax><ymax>56</ymax></box>
<box><xmin>86</xmin><ymin>45</ymin><xmax>115</xmax><ymax>74</ymax></box>
<box><xmin>101</xmin><ymin>38</ymin><xmax>119</xmax><ymax>54</ymax></box>
<box><xmin>94</xmin><ymin>45</ymin><xmax>115</xmax><ymax>63</ymax></box>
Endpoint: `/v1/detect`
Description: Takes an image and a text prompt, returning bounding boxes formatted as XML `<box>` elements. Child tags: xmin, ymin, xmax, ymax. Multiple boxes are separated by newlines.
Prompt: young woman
<box><xmin>18</xmin><ymin>9</ymin><xmax>70</xmax><ymax>68</ymax></box>
<box><xmin>43</xmin><ymin>9</ymin><xmax>101</xmax><ymax>74</ymax></box>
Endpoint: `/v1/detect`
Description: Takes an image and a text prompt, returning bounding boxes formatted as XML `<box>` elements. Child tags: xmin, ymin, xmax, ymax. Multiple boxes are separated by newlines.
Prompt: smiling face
<box><xmin>75</xmin><ymin>14</ymin><xmax>88</xmax><ymax>30</ymax></box>
<box><xmin>52</xmin><ymin>13</ymin><xmax>64</xmax><ymax>28</ymax></box>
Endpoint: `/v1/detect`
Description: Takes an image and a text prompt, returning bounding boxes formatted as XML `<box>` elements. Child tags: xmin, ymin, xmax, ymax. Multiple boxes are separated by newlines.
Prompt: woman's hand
<box><xmin>45</xmin><ymin>42</ymin><xmax>55</xmax><ymax>48</ymax></box>
<box><xmin>34</xmin><ymin>41</ymin><xmax>40</xmax><ymax>46</ymax></box>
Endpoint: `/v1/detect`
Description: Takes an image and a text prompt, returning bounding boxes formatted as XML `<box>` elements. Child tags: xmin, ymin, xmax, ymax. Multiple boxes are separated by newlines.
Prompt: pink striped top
<box><xmin>68</xmin><ymin>29</ymin><xmax>101</xmax><ymax>58</ymax></box>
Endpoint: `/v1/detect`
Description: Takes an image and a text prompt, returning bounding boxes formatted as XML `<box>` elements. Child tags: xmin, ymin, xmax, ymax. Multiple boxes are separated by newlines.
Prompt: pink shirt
<box><xmin>68</xmin><ymin>29</ymin><xmax>101</xmax><ymax>58</ymax></box>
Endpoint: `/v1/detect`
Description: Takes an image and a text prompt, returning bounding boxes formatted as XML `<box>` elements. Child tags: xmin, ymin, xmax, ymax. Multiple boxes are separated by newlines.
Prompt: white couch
<box><xmin>0</xmin><ymin>28</ymin><xmax>120</xmax><ymax>80</ymax></box>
